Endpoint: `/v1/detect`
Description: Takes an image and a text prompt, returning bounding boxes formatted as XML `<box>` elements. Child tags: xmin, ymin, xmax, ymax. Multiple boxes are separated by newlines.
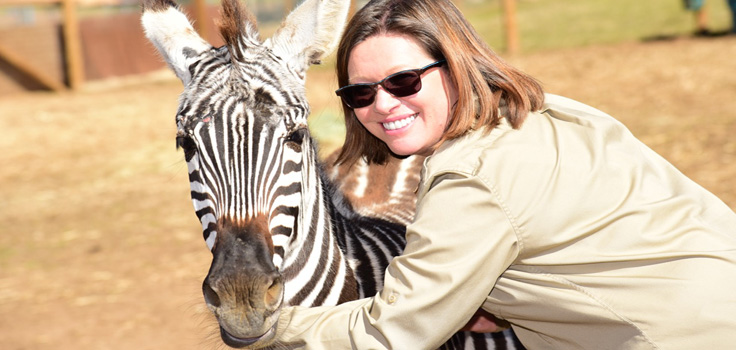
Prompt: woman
<box><xmin>275</xmin><ymin>0</ymin><xmax>736</xmax><ymax>348</ymax></box>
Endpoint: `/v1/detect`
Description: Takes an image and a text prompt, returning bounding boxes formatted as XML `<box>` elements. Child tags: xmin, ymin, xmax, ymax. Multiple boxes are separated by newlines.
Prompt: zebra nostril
<box><xmin>203</xmin><ymin>281</ymin><xmax>221</xmax><ymax>308</ymax></box>
<box><xmin>264</xmin><ymin>276</ymin><xmax>283</xmax><ymax>310</ymax></box>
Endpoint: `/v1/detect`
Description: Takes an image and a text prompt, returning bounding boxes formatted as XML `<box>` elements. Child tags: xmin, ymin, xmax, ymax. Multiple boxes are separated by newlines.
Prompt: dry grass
<box><xmin>0</xmin><ymin>35</ymin><xmax>734</xmax><ymax>349</ymax></box>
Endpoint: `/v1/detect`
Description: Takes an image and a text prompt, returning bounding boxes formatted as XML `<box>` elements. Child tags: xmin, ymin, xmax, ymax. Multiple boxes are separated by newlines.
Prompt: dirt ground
<box><xmin>1</xmin><ymin>36</ymin><xmax>734</xmax><ymax>350</ymax></box>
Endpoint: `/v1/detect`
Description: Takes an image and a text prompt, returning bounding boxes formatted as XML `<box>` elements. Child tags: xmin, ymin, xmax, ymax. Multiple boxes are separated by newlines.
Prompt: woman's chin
<box><xmin>383</xmin><ymin>132</ymin><xmax>438</xmax><ymax>157</ymax></box>
<box><xmin>388</xmin><ymin>143</ymin><xmax>432</xmax><ymax>157</ymax></box>
<box><xmin>388</xmin><ymin>146</ymin><xmax>418</xmax><ymax>157</ymax></box>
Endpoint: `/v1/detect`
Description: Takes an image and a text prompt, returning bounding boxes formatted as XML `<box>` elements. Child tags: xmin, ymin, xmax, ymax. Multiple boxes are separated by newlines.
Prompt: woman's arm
<box><xmin>275</xmin><ymin>173</ymin><xmax>520</xmax><ymax>349</ymax></box>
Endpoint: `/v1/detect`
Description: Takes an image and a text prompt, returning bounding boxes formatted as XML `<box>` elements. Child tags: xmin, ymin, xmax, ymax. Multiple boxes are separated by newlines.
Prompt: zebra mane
<box><xmin>299</xmin><ymin>132</ymin><xmax>360</xmax><ymax>223</ymax></box>
<box><xmin>218</xmin><ymin>0</ymin><xmax>260</xmax><ymax>63</ymax></box>
<box><xmin>318</xmin><ymin>160</ymin><xmax>361</xmax><ymax>221</ymax></box>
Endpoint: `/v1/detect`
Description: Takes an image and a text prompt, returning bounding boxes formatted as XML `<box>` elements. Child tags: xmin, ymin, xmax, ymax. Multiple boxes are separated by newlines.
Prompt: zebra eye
<box><xmin>176</xmin><ymin>135</ymin><xmax>197</xmax><ymax>159</ymax></box>
<box><xmin>284</xmin><ymin>128</ymin><xmax>306</xmax><ymax>145</ymax></box>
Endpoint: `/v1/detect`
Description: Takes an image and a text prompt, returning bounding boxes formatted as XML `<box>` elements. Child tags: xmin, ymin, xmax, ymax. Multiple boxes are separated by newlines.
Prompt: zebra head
<box><xmin>142</xmin><ymin>0</ymin><xmax>349</xmax><ymax>347</ymax></box>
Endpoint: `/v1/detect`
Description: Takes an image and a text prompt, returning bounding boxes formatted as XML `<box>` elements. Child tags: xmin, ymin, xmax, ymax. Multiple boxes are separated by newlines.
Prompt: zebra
<box><xmin>141</xmin><ymin>0</ymin><xmax>524</xmax><ymax>349</ymax></box>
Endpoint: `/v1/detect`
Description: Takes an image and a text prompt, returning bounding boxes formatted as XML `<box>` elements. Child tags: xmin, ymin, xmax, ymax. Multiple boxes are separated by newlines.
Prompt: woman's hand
<box><xmin>460</xmin><ymin>308</ymin><xmax>510</xmax><ymax>333</ymax></box>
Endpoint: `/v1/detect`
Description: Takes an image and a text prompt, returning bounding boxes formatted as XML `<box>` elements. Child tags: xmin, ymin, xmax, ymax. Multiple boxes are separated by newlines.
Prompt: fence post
<box><xmin>61</xmin><ymin>0</ymin><xmax>84</xmax><ymax>89</ymax></box>
<box><xmin>194</xmin><ymin>0</ymin><xmax>209</xmax><ymax>40</ymax></box>
<box><xmin>501</xmin><ymin>0</ymin><xmax>519</xmax><ymax>54</ymax></box>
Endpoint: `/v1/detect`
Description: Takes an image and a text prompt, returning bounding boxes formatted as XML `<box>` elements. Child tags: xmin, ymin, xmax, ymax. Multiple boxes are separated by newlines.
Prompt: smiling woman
<box><xmin>346</xmin><ymin>35</ymin><xmax>456</xmax><ymax>157</ymax></box>
<box><xmin>334</xmin><ymin>0</ymin><xmax>544</xmax><ymax>166</ymax></box>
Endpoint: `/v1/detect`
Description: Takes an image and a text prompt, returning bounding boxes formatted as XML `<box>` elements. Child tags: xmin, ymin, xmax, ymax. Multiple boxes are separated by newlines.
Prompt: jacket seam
<box><xmin>525</xmin><ymin>265</ymin><xmax>660</xmax><ymax>349</ymax></box>
<box><xmin>472</xmin><ymin>174</ymin><xmax>525</xmax><ymax>256</ymax></box>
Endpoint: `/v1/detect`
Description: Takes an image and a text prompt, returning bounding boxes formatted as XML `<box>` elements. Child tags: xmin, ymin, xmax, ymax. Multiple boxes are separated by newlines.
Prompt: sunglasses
<box><xmin>335</xmin><ymin>60</ymin><xmax>446</xmax><ymax>109</ymax></box>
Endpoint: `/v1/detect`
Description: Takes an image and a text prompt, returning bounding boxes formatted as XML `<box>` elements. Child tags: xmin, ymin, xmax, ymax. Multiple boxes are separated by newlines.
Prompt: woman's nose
<box><xmin>372</xmin><ymin>86</ymin><xmax>401</xmax><ymax>113</ymax></box>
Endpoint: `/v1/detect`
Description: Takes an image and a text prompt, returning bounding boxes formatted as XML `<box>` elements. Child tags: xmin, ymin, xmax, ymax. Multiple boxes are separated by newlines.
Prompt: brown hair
<box><xmin>335</xmin><ymin>0</ymin><xmax>544</xmax><ymax>166</ymax></box>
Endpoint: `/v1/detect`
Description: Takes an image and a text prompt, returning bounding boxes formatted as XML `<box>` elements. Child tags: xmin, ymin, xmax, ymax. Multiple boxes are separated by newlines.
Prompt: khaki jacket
<box><xmin>276</xmin><ymin>94</ymin><xmax>736</xmax><ymax>349</ymax></box>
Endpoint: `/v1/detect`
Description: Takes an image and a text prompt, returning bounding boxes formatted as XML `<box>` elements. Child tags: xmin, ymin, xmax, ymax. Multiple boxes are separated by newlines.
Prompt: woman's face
<box><xmin>347</xmin><ymin>33</ymin><xmax>458</xmax><ymax>156</ymax></box>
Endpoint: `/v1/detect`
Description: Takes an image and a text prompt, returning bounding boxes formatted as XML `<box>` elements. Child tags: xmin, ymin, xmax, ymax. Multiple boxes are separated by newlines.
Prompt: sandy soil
<box><xmin>0</xmin><ymin>35</ymin><xmax>734</xmax><ymax>350</ymax></box>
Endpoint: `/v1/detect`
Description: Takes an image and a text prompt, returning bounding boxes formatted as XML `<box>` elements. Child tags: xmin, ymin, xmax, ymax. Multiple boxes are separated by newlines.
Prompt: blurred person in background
<box><xmin>684</xmin><ymin>0</ymin><xmax>710</xmax><ymax>35</ymax></box>
<box><xmin>684</xmin><ymin>0</ymin><xmax>736</xmax><ymax>35</ymax></box>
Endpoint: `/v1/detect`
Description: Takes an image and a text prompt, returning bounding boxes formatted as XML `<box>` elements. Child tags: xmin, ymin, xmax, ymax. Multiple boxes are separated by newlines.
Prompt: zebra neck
<box><xmin>279</xmin><ymin>153</ymin><xmax>359</xmax><ymax>306</ymax></box>
<box><xmin>315</xmin><ymin>164</ymin><xmax>407</xmax><ymax>299</ymax></box>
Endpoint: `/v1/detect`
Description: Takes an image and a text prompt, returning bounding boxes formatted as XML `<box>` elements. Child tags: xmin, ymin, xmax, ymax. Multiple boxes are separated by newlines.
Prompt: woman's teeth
<box><xmin>383</xmin><ymin>115</ymin><xmax>416</xmax><ymax>130</ymax></box>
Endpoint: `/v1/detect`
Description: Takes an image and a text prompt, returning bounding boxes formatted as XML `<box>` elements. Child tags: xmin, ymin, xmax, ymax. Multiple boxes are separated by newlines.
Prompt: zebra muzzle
<box><xmin>219</xmin><ymin>323</ymin><xmax>277</xmax><ymax>348</ymax></box>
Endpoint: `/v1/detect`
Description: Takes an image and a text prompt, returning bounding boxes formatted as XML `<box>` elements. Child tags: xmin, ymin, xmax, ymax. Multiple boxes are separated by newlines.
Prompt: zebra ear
<box><xmin>266</xmin><ymin>0</ymin><xmax>350</xmax><ymax>70</ymax></box>
<box><xmin>141</xmin><ymin>0</ymin><xmax>213</xmax><ymax>85</ymax></box>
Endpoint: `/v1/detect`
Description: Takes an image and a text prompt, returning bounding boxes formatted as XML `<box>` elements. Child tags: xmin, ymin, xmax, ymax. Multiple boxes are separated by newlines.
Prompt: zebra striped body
<box><xmin>142</xmin><ymin>0</ymin><xmax>524</xmax><ymax>348</ymax></box>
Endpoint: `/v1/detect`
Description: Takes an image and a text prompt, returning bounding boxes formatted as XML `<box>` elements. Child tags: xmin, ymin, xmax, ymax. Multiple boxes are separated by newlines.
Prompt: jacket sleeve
<box><xmin>275</xmin><ymin>173</ymin><xmax>520</xmax><ymax>349</ymax></box>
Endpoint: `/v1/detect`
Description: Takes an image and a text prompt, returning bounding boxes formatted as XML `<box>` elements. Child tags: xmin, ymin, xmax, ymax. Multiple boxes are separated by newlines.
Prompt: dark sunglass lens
<box><xmin>344</xmin><ymin>85</ymin><xmax>376</xmax><ymax>108</ymax></box>
<box><xmin>384</xmin><ymin>72</ymin><xmax>422</xmax><ymax>97</ymax></box>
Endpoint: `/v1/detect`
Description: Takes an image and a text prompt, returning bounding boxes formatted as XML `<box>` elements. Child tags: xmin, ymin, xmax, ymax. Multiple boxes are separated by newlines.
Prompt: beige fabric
<box><xmin>275</xmin><ymin>94</ymin><xmax>736</xmax><ymax>349</ymax></box>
